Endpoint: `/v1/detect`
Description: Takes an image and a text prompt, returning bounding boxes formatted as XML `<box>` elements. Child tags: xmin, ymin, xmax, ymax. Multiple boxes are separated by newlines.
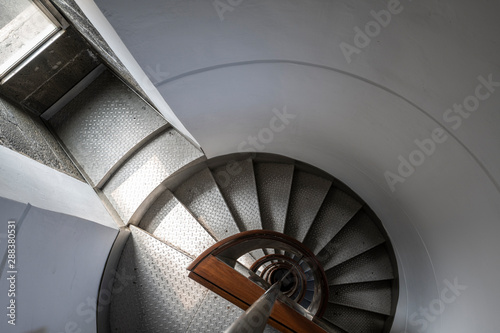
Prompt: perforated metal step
<box><xmin>254</xmin><ymin>163</ymin><xmax>294</xmax><ymax>233</ymax></box>
<box><xmin>325</xmin><ymin>245</ymin><xmax>394</xmax><ymax>285</ymax></box>
<box><xmin>329</xmin><ymin>281</ymin><xmax>392</xmax><ymax>315</ymax></box>
<box><xmin>102</xmin><ymin>128</ymin><xmax>203</xmax><ymax>222</ymax></box>
<box><xmin>318</xmin><ymin>210</ymin><xmax>386</xmax><ymax>270</ymax></box>
<box><xmin>174</xmin><ymin>168</ymin><xmax>240</xmax><ymax>240</ymax></box>
<box><xmin>48</xmin><ymin>69</ymin><xmax>167</xmax><ymax>186</ymax></box>
<box><xmin>323</xmin><ymin>304</ymin><xmax>387</xmax><ymax>333</ymax></box>
<box><xmin>284</xmin><ymin>170</ymin><xmax>331</xmax><ymax>242</ymax></box>
<box><xmin>212</xmin><ymin>158</ymin><xmax>262</xmax><ymax>232</ymax></box>
<box><xmin>139</xmin><ymin>189</ymin><xmax>215</xmax><ymax>257</ymax></box>
<box><xmin>110</xmin><ymin>226</ymin><xmax>208</xmax><ymax>333</ymax></box>
<box><xmin>303</xmin><ymin>188</ymin><xmax>362</xmax><ymax>254</ymax></box>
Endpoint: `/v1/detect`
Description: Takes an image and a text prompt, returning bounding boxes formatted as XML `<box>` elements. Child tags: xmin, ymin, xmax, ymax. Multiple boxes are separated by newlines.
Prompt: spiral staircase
<box><xmin>3</xmin><ymin>1</ymin><xmax>500</xmax><ymax>332</ymax></box>
<box><xmin>41</xmin><ymin>66</ymin><xmax>398</xmax><ymax>332</ymax></box>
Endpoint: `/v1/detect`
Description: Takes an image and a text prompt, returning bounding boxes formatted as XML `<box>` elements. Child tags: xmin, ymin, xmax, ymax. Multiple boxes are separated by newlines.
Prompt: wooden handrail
<box><xmin>188</xmin><ymin>255</ymin><xmax>328</xmax><ymax>333</ymax></box>
<box><xmin>187</xmin><ymin>230</ymin><xmax>330</xmax><ymax>330</ymax></box>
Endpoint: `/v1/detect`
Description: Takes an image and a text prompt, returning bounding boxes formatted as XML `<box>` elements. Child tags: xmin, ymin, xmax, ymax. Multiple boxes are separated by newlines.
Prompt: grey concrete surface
<box><xmin>0</xmin><ymin>96</ymin><xmax>82</xmax><ymax>180</ymax></box>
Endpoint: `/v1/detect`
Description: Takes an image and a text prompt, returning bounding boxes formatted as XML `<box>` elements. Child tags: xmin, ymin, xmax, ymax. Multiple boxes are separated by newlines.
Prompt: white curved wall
<box><xmin>89</xmin><ymin>0</ymin><xmax>500</xmax><ymax>332</ymax></box>
<box><xmin>0</xmin><ymin>146</ymin><xmax>118</xmax><ymax>333</ymax></box>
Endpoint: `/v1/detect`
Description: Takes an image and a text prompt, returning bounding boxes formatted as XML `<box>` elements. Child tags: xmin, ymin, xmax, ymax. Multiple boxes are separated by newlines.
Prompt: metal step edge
<box><xmin>303</xmin><ymin>188</ymin><xmax>363</xmax><ymax>255</ymax></box>
<box><xmin>96</xmin><ymin>124</ymin><xmax>171</xmax><ymax>188</ymax></box>
<box><xmin>324</xmin><ymin>242</ymin><xmax>392</xmax><ymax>272</ymax></box>
<box><xmin>102</xmin><ymin>128</ymin><xmax>204</xmax><ymax>223</ymax></box>
<box><xmin>325</xmin><ymin>245</ymin><xmax>394</xmax><ymax>286</ymax></box>
<box><xmin>167</xmin><ymin>191</ymin><xmax>221</xmax><ymax>244</ymax></box>
<box><xmin>138</xmin><ymin>189</ymin><xmax>218</xmax><ymax>258</ymax></box>
<box><xmin>129</xmin><ymin>224</ymin><xmax>195</xmax><ymax>260</ymax></box>
<box><xmin>316</xmin><ymin>318</ymin><xmax>349</xmax><ymax>333</ymax></box>
<box><xmin>322</xmin><ymin>303</ymin><xmax>388</xmax><ymax>333</ymax></box>
<box><xmin>254</xmin><ymin>162</ymin><xmax>295</xmax><ymax>233</ymax></box>
<box><xmin>152</xmin><ymin>196</ymin><xmax>253</xmax><ymax>264</ymax></box>
<box><xmin>321</xmin><ymin>240</ymin><xmax>386</xmax><ymax>273</ymax></box>
<box><xmin>47</xmin><ymin>68</ymin><xmax>170</xmax><ymax>187</ymax></box>
<box><xmin>210</xmin><ymin>158</ymin><xmax>263</xmax><ymax>232</ymax></box>
<box><xmin>327</xmin><ymin>277</ymin><xmax>396</xmax><ymax>287</ymax></box>
<box><xmin>284</xmin><ymin>171</ymin><xmax>332</xmax><ymax>242</ymax></box>
<box><xmin>173</xmin><ymin>167</ymin><xmax>242</xmax><ymax>241</ymax></box>
<box><xmin>201</xmin><ymin>167</ymin><xmax>242</xmax><ymax>236</ymax></box>
<box><xmin>328</xmin><ymin>281</ymin><xmax>393</xmax><ymax>316</ymax></box>
<box><xmin>318</xmin><ymin>210</ymin><xmax>387</xmax><ymax>270</ymax></box>
<box><xmin>328</xmin><ymin>300</ymin><xmax>391</xmax><ymax>317</ymax></box>
<box><xmin>128</xmin><ymin>156</ymin><xmax>206</xmax><ymax>226</ymax></box>
<box><xmin>137</xmin><ymin>186</ymin><xmax>173</xmax><ymax>233</ymax></box>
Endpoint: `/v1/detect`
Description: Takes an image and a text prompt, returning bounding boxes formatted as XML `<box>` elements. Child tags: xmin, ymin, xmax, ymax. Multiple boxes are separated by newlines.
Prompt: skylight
<box><xmin>0</xmin><ymin>0</ymin><xmax>61</xmax><ymax>78</ymax></box>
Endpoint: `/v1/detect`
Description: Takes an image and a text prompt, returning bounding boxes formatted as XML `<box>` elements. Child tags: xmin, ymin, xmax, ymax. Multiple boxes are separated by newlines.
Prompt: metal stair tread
<box><xmin>254</xmin><ymin>162</ymin><xmax>294</xmax><ymax>233</ymax></box>
<box><xmin>328</xmin><ymin>281</ymin><xmax>392</xmax><ymax>315</ymax></box>
<box><xmin>212</xmin><ymin>158</ymin><xmax>262</xmax><ymax>232</ymax></box>
<box><xmin>139</xmin><ymin>189</ymin><xmax>216</xmax><ymax>257</ymax></box>
<box><xmin>318</xmin><ymin>210</ymin><xmax>386</xmax><ymax>270</ymax></box>
<box><xmin>317</xmin><ymin>318</ymin><xmax>349</xmax><ymax>333</ymax></box>
<box><xmin>323</xmin><ymin>303</ymin><xmax>387</xmax><ymax>333</ymax></box>
<box><xmin>102</xmin><ymin>128</ymin><xmax>203</xmax><ymax>223</ymax></box>
<box><xmin>48</xmin><ymin>69</ymin><xmax>167</xmax><ymax>186</ymax></box>
<box><xmin>110</xmin><ymin>225</ymin><xmax>208</xmax><ymax>333</ymax></box>
<box><xmin>284</xmin><ymin>170</ymin><xmax>332</xmax><ymax>242</ymax></box>
<box><xmin>303</xmin><ymin>188</ymin><xmax>362</xmax><ymax>255</ymax></box>
<box><xmin>174</xmin><ymin>167</ymin><xmax>240</xmax><ymax>240</ymax></box>
<box><xmin>325</xmin><ymin>245</ymin><xmax>394</xmax><ymax>285</ymax></box>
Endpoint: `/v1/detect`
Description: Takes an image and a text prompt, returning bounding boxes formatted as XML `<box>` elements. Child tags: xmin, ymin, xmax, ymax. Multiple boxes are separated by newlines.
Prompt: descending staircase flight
<box><xmin>44</xmin><ymin>67</ymin><xmax>398</xmax><ymax>332</ymax></box>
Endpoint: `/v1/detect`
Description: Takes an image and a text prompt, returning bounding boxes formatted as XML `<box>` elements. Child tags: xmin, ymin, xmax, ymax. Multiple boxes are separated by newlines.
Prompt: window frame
<box><xmin>0</xmin><ymin>0</ymin><xmax>69</xmax><ymax>81</ymax></box>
